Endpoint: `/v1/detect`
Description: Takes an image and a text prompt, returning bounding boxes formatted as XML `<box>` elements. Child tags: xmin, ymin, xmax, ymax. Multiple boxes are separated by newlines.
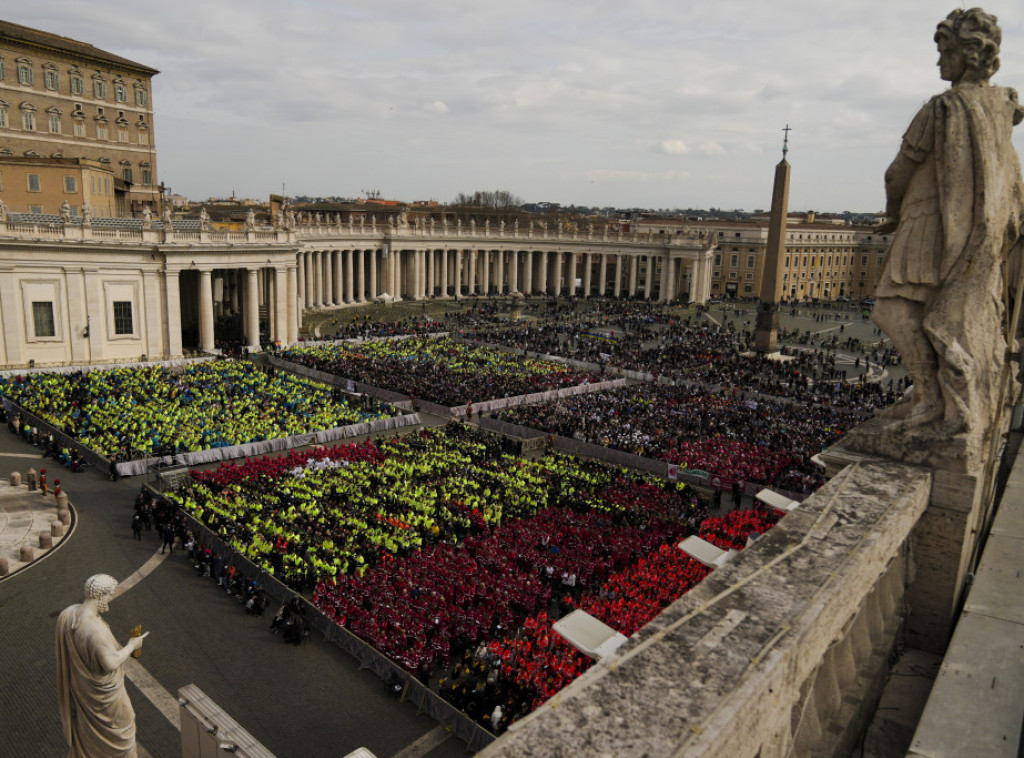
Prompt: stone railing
<box><xmin>480</xmin><ymin>460</ymin><xmax>931</xmax><ymax>758</ymax></box>
<box><xmin>0</xmin><ymin>217</ymin><xmax>716</xmax><ymax>252</ymax></box>
<box><xmin>0</xmin><ymin>221</ymin><xmax>291</xmax><ymax>246</ymax></box>
<box><xmin>294</xmin><ymin>222</ymin><xmax>718</xmax><ymax>249</ymax></box>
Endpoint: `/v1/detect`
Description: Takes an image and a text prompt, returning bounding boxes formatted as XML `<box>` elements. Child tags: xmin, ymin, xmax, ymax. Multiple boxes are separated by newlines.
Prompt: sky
<box><xmin>10</xmin><ymin>1</ymin><xmax>1024</xmax><ymax>212</ymax></box>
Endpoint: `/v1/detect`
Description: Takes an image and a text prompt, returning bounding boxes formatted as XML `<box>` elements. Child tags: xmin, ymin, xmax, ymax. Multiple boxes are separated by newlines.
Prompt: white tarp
<box><xmin>755</xmin><ymin>488</ymin><xmax>801</xmax><ymax>513</ymax></box>
<box><xmin>677</xmin><ymin>536</ymin><xmax>738</xmax><ymax>568</ymax></box>
<box><xmin>553</xmin><ymin>609</ymin><xmax>628</xmax><ymax>660</ymax></box>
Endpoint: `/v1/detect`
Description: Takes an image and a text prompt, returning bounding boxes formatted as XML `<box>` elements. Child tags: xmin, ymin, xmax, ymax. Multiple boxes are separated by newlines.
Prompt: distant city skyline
<box><xmin>9</xmin><ymin>1</ymin><xmax>1024</xmax><ymax>212</ymax></box>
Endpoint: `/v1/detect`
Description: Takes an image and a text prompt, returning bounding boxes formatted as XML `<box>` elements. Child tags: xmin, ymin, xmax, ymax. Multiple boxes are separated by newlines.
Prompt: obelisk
<box><xmin>754</xmin><ymin>126</ymin><xmax>792</xmax><ymax>353</ymax></box>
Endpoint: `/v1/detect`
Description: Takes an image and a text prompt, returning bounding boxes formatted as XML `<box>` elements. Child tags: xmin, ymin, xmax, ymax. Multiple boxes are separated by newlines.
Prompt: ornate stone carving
<box><xmin>845</xmin><ymin>8</ymin><xmax>1024</xmax><ymax>469</ymax></box>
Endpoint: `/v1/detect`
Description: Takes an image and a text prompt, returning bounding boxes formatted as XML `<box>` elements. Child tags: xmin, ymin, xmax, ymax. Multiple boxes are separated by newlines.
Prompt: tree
<box><xmin>450</xmin><ymin>190</ymin><xmax>523</xmax><ymax>210</ymax></box>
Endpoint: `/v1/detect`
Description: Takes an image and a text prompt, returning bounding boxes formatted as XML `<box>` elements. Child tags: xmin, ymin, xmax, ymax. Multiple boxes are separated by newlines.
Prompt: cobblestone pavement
<box><xmin>0</xmin><ymin>428</ymin><xmax>469</xmax><ymax>758</ymax></box>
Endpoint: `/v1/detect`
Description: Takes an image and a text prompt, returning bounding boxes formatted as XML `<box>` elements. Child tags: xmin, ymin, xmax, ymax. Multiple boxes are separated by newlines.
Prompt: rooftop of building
<box><xmin>0</xmin><ymin>19</ymin><xmax>159</xmax><ymax>75</ymax></box>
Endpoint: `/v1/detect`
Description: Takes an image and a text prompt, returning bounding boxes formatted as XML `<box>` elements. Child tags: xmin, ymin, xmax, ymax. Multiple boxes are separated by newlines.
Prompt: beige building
<box><xmin>633</xmin><ymin>216</ymin><xmax>892</xmax><ymax>301</ymax></box>
<box><xmin>0</xmin><ymin>19</ymin><xmax>159</xmax><ymax>214</ymax></box>
<box><xmin>0</xmin><ymin>155</ymin><xmax>117</xmax><ymax>217</ymax></box>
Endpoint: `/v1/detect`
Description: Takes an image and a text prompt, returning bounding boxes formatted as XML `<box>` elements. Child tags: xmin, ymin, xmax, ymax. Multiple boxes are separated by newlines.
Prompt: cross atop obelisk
<box><xmin>754</xmin><ymin>127</ymin><xmax>792</xmax><ymax>353</ymax></box>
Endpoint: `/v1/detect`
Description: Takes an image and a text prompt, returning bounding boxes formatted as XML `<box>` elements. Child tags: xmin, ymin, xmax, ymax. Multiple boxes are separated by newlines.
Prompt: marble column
<box><xmin>655</xmin><ymin>256</ymin><xmax>671</xmax><ymax>301</ymax></box>
<box><xmin>509</xmin><ymin>250</ymin><xmax>519</xmax><ymax>294</ymax></box>
<box><xmin>245</xmin><ymin>268</ymin><xmax>260</xmax><ymax>348</ymax></box>
<box><xmin>480</xmin><ymin>251</ymin><xmax>489</xmax><ymax>295</ymax></box>
<box><xmin>522</xmin><ymin>251</ymin><xmax>532</xmax><ymax>295</ymax></box>
<box><xmin>582</xmin><ymin>253</ymin><xmax>592</xmax><ymax>297</ymax></box>
<box><xmin>310</xmin><ymin>251</ymin><xmax>320</xmax><ymax>308</ymax></box>
<box><xmin>297</xmin><ymin>252</ymin><xmax>306</xmax><ymax>311</ymax></box>
<box><xmin>323</xmin><ymin>250</ymin><xmax>333</xmax><ymax>305</ymax></box>
<box><xmin>369</xmin><ymin>249</ymin><xmax>378</xmax><ymax>301</ymax></box>
<box><xmin>599</xmin><ymin>253</ymin><xmax>608</xmax><ymax>297</ymax></box>
<box><xmin>287</xmin><ymin>265</ymin><xmax>298</xmax><ymax>342</ymax></box>
<box><xmin>645</xmin><ymin>255</ymin><xmax>655</xmax><ymax>299</ymax></box>
<box><xmin>567</xmin><ymin>252</ymin><xmax>578</xmax><ymax>296</ymax></box>
<box><xmin>273</xmin><ymin>268</ymin><xmax>287</xmax><ymax>343</ymax></box>
<box><xmin>538</xmin><ymin>251</ymin><xmax>548</xmax><ymax>294</ymax></box>
<box><xmin>469</xmin><ymin>250</ymin><xmax>477</xmax><ymax>295</ymax></box>
<box><xmin>614</xmin><ymin>254</ymin><xmax>623</xmax><ymax>297</ymax></box>
<box><xmin>164</xmin><ymin>270</ymin><xmax>182</xmax><ymax>358</ymax></box>
<box><xmin>356</xmin><ymin>250</ymin><xmax>365</xmax><ymax>302</ymax></box>
<box><xmin>628</xmin><ymin>256</ymin><xmax>638</xmax><ymax>296</ymax></box>
<box><xmin>199</xmin><ymin>269</ymin><xmax>215</xmax><ymax>353</ymax></box>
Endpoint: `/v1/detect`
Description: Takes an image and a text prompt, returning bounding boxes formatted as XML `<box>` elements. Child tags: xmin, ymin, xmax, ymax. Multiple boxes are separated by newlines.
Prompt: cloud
<box><xmin>9</xmin><ymin>0</ymin><xmax>1024</xmax><ymax>210</ymax></box>
<box><xmin>659</xmin><ymin>139</ymin><xmax>690</xmax><ymax>155</ymax></box>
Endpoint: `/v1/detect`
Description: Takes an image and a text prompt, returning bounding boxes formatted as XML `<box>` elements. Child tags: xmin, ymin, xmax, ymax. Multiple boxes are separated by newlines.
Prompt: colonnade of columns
<box><xmin>294</xmin><ymin>247</ymin><xmax>712</xmax><ymax>306</ymax></box>
<box><xmin>194</xmin><ymin>265</ymin><xmax>298</xmax><ymax>352</ymax></box>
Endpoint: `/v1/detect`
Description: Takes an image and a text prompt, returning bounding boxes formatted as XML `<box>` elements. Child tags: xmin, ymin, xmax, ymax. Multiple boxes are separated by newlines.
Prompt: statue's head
<box><xmin>84</xmin><ymin>574</ymin><xmax>118</xmax><ymax>613</ymax></box>
<box><xmin>935</xmin><ymin>8</ymin><xmax>1001</xmax><ymax>83</ymax></box>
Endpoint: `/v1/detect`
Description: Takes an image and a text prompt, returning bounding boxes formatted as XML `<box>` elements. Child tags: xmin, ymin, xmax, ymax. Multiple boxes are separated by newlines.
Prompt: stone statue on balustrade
<box><xmin>161</xmin><ymin>207</ymin><xmax>172</xmax><ymax>231</ymax></box>
<box><xmin>56</xmin><ymin>574</ymin><xmax>149</xmax><ymax>757</ymax></box>
<box><xmin>81</xmin><ymin>204</ymin><xmax>92</xmax><ymax>227</ymax></box>
<box><xmin>244</xmin><ymin>209</ymin><xmax>255</xmax><ymax>230</ymax></box>
<box><xmin>0</xmin><ymin>198</ymin><xmax>8</xmax><ymax>222</ymax></box>
<box><xmin>199</xmin><ymin>207</ymin><xmax>211</xmax><ymax>230</ymax></box>
<box><xmin>141</xmin><ymin>207</ymin><xmax>152</xmax><ymax>230</ymax></box>
<box><xmin>59</xmin><ymin>201</ymin><xmax>72</xmax><ymax>224</ymax></box>
<box><xmin>844</xmin><ymin>7</ymin><xmax>1024</xmax><ymax>470</ymax></box>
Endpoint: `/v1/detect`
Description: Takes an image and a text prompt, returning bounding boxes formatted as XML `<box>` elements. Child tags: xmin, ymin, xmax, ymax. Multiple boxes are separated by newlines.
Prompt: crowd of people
<box><xmin>163</xmin><ymin>422</ymin><xmax>788</xmax><ymax>731</ymax></box>
<box><xmin>495</xmin><ymin>383</ymin><xmax>863</xmax><ymax>492</ymax></box>
<box><xmin>0</xmin><ymin>361</ymin><xmax>392</xmax><ymax>461</ymax></box>
<box><xmin>279</xmin><ymin>337</ymin><xmax>603</xmax><ymax>407</ymax></box>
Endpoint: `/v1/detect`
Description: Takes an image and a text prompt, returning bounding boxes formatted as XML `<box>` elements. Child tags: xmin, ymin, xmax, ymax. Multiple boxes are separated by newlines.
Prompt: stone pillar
<box><xmin>274</xmin><ymin>268</ymin><xmax>288</xmax><ymax>343</ymax></box>
<box><xmin>296</xmin><ymin>252</ymin><xmax>306</xmax><ymax>311</ymax></box>
<box><xmin>553</xmin><ymin>252</ymin><xmax>564</xmax><ymax>295</ymax></box>
<box><xmin>509</xmin><ymin>250</ymin><xmax>519</xmax><ymax>294</ymax></box>
<box><xmin>480</xmin><ymin>251</ymin><xmax>489</xmax><ymax>295</ymax></box>
<box><xmin>523</xmin><ymin>251</ymin><xmax>533</xmax><ymax>295</ymax></box>
<box><xmin>323</xmin><ymin>249</ymin><xmax>334</xmax><ymax>305</ymax></box>
<box><xmin>659</xmin><ymin>254</ymin><xmax>671</xmax><ymax>302</ymax></box>
<box><xmin>287</xmin><ymin>265</ymin><xmax>299</xmax><ymax>341</ymax></box>
<box><xmin>414</xmin><ymin>250</ymin><xmax>424</xmax><ymax>299</ymax></box>
<box><xmin>469</xmin><ymin>250</ymin><xmax>478</xmax><ymax>295</ymax></box>
<box><xmin>164</xmin><ymin>270</ymin><xmax>182</xmax><ymax>358</ymax></box>
<box><xmin>427</xmin><ymin>250</ymin><xmax>436</xmax><ymax>297</ymax></box>
<box><xmin>582</xmin><ymin>253</ymin><xmax>592</xmax><ymax>297</ymax></box>
<box><xmin>311</xmin><ymin>251</ymin><xmax>322</xmax><ymax>308</ymax></box>
<box><xmin>245</xmin><ymin>268</ymin><xmax>260</xmax><ymax>349</ymax></box>
<box><xmin>628</xmin><ymin>255</ymin><xmax>639</xmax><ymax>296</ymax></box>
<box><xmin>369</xmin><ymin>249</ymin><xmax>378</xmax><ymax>301</ymax></box>
<box><xmin>538</xmin><ymin>251</ymin><xmax>548</xmax><ymax>294</ymax></box>
<box><xmin>599</xmin><ymin>254</ymin><xmax>608</xmax><ymax>297</ymax></box>
<box><xmin>199</xmin><ymin>270</ymin><xmax>215</xmax><ymax>352</ymax></box>
<box><xmin>567</xmin><ymin>252</ymin><xmax>578</xmax><ymax>296</ymax></box>
<box><xmin>335</xmin><ymin>250</ymin><xmax>345</xmax><ymax>304</ymax></box>
<box><xmin>439</xmin><ymin>250</ymin><xmax>448</xmax><ymax>297</ymax></box>
<box><xmin>356</xmin><ymin>250</ymin><xmax>365</xmax><ymax>302</ymax></box>
<box><xmin>614</xmin><ymin>255</ymin><xmax>623</xmax><ymax>297</ymax></box>
<box><xmin>645</xmin><ymin>255</ymin><xmax>656</xmax><ymax>299</ymax></box>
